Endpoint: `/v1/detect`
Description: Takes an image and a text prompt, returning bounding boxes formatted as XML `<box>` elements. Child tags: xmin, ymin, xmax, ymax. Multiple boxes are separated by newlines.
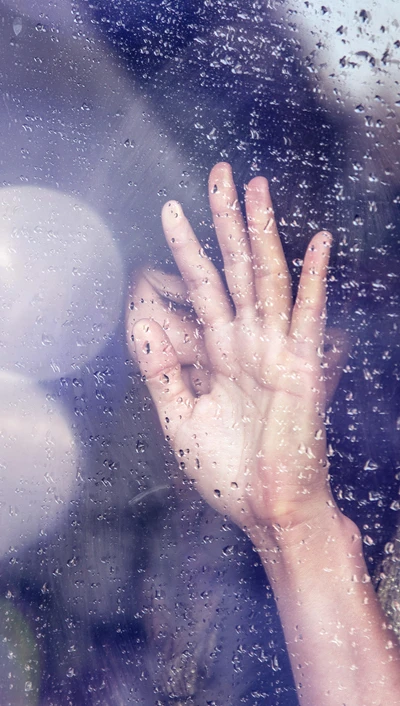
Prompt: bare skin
<box><xmin>127</xmin><ymin>163</ymin><xmax>400</xmax><ymax>705</ymax></box>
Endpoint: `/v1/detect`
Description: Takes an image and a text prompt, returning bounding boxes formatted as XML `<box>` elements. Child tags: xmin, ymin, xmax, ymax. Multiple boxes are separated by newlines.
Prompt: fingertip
<box><xmin>312</xmin><ymin>230</ymin><xmax>333</xmax><ymax>247</ymax></box>
<box><xmin>161</xmin><ymin>199</ymin><xmax>184</xmax><ymax>226</ymax></box>
<box><xmin>305</xmin><ymin>232</ymin><xmax>333</xmax><ymax>263</ymax></box>
<box><xmin>143</xmin><ymin>268</ymin><xmax>188</xmax><ymax>302</ymax></box>
<box><xmin>244</xmin><ymin>177</ymin><xmax>272</xmax><ymax>217</ymax></box>
<box><xmin>245</xmin><ymin>175</ymin><xmax>269</xmax><ymax>195</ymax></box>
<box><xmin>208</xmin><ymin>162</ymin><xmax>233</xmax><ymax>194</ymax></box>
<box><xmin>210</xmin><ymin>162</ymin><xmax>232</xmax><ymax>175</ymax></box>
<box><xmin>131</xmin><ymin>318</ymin><xmax>153</xmax><ymax>356</ymax></box>
<box><xmin>132</xmin><ymin>318</ymin><xmax>179</xmax><ymax>374</ymax></box>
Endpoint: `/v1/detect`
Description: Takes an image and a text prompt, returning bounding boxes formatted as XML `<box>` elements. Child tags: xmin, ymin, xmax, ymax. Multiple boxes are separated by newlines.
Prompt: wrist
<box><xmin>246</xmin><ymin>501</ymin><xmax>363</xmax><ymax>579</ymax></box>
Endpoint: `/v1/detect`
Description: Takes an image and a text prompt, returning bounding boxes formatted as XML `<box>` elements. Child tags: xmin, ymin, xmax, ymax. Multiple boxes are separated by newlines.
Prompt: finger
<box><xmin>323</xmin><ymin>327</ymin><xmax>351</xmax><ymax>404</ymax></box>
<box><xmin>143</xmin><ymin>268</ymin><xmax>191</xmax><ymax>305</ymax></box>
<box><xmin>290</xmin><ymin>231</ymin><xmax>332</xmax><ymax>357</ymax></box>
<box><xmin>126</xmin><ymin>269</ymin><xmax>208</xmax><ymax>369</ymax></box>
<box><xmin>181</xmin><ymin>364</ymin><xmax>212</xmax><ymax>397</ymax></box>
<box><xmin>208</xmin><ymin>163</ymin><xmax>255</xmax><ymax>315</ymax></box>
<box><xmin>244</xmin><ymin>177</ymin><xmax>292</xmax><ymax>332</ymax></box>
<box><xmin>132</xmin><ymin>319</ymin><xmax>195</xmax><ymax>441</ymax></box>
<box><xmin>161</xmin><ymin>200</ymin><xmax>233</xmax><ymax>328</ymax></box>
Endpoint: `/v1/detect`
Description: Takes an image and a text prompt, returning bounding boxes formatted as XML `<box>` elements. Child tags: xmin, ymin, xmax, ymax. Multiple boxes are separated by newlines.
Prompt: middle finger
<box><xmin>208</xmin><ymin>163</ymin><xmax>256</xmax><ymax>317</ymax></box>
<box><xmin>161</xmin><ymin>200</ymin><xmax>234</xmax><ymax>330</ymax></box>
<box><xmin>245</xmin><ymin>176</ymin><xmax>292</xmax><ymax>334</ymax></box>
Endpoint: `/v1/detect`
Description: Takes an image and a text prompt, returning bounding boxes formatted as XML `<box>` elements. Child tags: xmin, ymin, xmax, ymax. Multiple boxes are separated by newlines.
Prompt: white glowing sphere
<box><xmin>0</xmin><ymin>372</ymin><xmax>78</xmax><ymax>556</ymax></box>
<box><xmin>0</xmin><ymin>186</ymin><xmax>124</xmax><ymax>380</ymax></box>
<box><xmin>284</xmin><ymin>0</ymin><xmax>399</xmax><ymax>115</ymax></box>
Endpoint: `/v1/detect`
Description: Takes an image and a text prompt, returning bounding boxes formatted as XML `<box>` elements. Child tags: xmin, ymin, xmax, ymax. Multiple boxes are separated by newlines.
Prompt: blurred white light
<box><xmin>283</xmin><ymin>0</ymin><xmax>399</xmax><ymax>114</ymax></box>
<box><xmin>0</xmin><ymin>372</ymin><xmax>78</xmax><ymax>556</ymax></box>
<box><xmin>0</xmin><ymin>186</ymin><xmax>124</xmax><ymax>379</ymax></box>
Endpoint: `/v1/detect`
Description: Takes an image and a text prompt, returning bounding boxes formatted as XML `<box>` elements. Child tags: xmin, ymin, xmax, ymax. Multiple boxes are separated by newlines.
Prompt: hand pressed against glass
<box><xmin>129</xmin><ymin>162</ymin><xmax>337</xmax><ymax>536</ymax></box>
<box><xmin>128</xmin><ymin>164</ymin><xmax>400</xmax><ymax>706</ymax></box>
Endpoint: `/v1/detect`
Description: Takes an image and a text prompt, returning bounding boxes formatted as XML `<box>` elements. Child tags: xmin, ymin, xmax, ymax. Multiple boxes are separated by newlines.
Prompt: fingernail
<box><xmin>144</xmin><ymin>269</ymin><xmax>189</xmax><ymax>303</ymax></box>
<box><xmin>144</xmin><ymin>268</ymin><xmax>169</xmax><ymax>289</ymax></box>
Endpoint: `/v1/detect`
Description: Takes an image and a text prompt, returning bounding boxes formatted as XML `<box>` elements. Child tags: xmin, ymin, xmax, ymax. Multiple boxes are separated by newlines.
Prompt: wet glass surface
<box><xmin>0</xmin><ymin>1</ymin><xmax>399</xmax><ymax>704</ymax></box>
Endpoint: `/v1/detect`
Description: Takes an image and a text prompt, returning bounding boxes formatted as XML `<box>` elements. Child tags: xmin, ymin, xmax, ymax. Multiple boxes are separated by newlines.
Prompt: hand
<box><xmin>128</xmin><ymin>163</ymin><xmax>343</xmax><ymax>536</ymax></box>
<box><xmin>127</xmin><ymin>272</ymin><xmax>347</xmax><ymax>406</ymax></box>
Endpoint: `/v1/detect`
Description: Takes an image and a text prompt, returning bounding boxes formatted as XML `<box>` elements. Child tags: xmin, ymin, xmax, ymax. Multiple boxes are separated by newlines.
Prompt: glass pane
<box><xmin>0</xmin><ymin>1</ymin><xmax>398</xmax><ymax>704</ymax></box>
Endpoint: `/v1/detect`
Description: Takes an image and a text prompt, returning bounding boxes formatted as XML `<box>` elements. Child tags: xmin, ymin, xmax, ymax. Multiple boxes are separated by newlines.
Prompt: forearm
<box><xmin>250</xmin><ymin>507</ymin><xmax>400</xmax><ymax>706</ymax></box>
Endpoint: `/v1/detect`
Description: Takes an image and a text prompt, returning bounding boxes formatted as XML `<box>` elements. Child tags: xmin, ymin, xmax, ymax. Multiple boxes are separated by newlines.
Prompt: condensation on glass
<box><xmin>0</xmin><ymin>1</ymin><xmax>398</xmax><ymax>704</ymax></box>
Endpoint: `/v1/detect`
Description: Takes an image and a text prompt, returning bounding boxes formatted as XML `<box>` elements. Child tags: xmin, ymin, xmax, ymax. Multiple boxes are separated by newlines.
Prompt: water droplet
<box><xmin>12</xmin><ymin>17</ymin><xmax>22</xmax><ymax>36</ymax></box>
<box><xmin>364</xmin><ymin>459</ymin><xmax>379</xmax><ymax>471</ymax></box>
<box><xmin>135</xmin><ymin>439</ymin><xmax>147</xmax><ymax>453</ymax></box>
<box><xmin>384</xmin><ymin>542</ymin><xmax>395</xmax><ymax>555</ymax></box>
<box><xmin>41</xmin><ymin>333</ymin><xmax>55</xmax><ymax>347</ymax></box>
<box><xmin>222</xmin><ymin>545</ymin><xmax>235</xmax><ymax>556</ymax></box>
<box><xmin>363</xmin><ymin>535</ymin><xmax>374</xmax><ymax>547</ymax></box>
<box><xmin>271</xmin><ymin>654</ymin><xmax>280</xmax><ymax>672</ymax></box>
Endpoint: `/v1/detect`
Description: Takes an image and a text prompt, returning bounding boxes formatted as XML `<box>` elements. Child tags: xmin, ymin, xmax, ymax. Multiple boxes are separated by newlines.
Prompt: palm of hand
<box><xmin>132</xmin><ymin>163</ymin><xmax>333</xmax><ymax>533</ymax></box>
<box><xmin>171</xmin><ymin>325</ymin><xmax>327</xmax><ymax>531</ymax></box>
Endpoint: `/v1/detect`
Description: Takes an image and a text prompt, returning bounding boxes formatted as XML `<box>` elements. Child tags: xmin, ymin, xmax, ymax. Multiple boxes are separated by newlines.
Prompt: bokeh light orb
<box><xmin>0</xmin><ymin>372</ymin><xmax>78</xmax><ymax>556</ymax></box>
<box><xmin>0</xmin><ymin>186</ymin><xmax>124</xmax><ymax>380</ymax></box>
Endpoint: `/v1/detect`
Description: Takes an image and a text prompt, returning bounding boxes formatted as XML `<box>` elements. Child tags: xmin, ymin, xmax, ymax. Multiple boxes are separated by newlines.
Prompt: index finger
<box><xmin>161</xmin><ymin>200</ymin><xmax>233</xmax><ymax>328</ymax></box>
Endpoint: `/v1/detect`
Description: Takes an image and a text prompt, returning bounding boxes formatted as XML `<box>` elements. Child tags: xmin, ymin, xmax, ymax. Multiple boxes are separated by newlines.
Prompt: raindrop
<box><xmin>271</xmin><ymin>654</ymin><xmax>280</xmax><ymax>672</ymax></box>
<box><xmin>129</xmin><ymin>485</ymin><xmax>169</xmax><ymax>507</ymax></box>
<box><xmin>384</xmin><ymin>542</ymin><xmax>395</xmax><ymax>555</ymax></box>
<box><xmin>41</xmin><ymin>333</ymin><xmax>55</xmax><ymax>347</ymax></box>
<box><xmin>363</xmin><ymin>535</ymin><xmax>375</xmax><ymax>546</ymax></box>
<box><xmin>364</xmin><ymin>459</ymin><xmax>379</xmax><ymax>471</ymax></box>
<box><xmin>12</xmin><ymin>17</ymin><xmax>22</xmax><ymax>36</ymax></box>
<box><xmin>352</xmin><ymin>215</ymin><xmax>364</xmax><ymax>226</ymax></box>
<box><xmin>135</xmin><ymin>439</ymin><xmax>147</xmax><ymax>453</ymax></box>
<box><xmin>222</xmin><ymin>545</ymin><xmax>235</xmax><ymax>556</ymax></box>
<box><xmin>368</xmin><ymin>490</ymin><xmax>384</xmax><ymax>502</ymax></box>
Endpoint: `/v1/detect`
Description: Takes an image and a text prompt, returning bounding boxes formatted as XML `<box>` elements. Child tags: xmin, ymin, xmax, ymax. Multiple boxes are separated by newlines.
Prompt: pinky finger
<box><xmin>132</xmin><ymin>319</ymin><xmax>195</xmax><ymax>441</ymax></box>
<box><xmin>290</xmin><ymin>231</ymin><xmax>332</xmax><ymax>356</ymax></box>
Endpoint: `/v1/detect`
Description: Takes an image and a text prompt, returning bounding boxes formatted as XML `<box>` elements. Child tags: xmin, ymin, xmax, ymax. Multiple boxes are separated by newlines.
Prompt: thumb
<box><xmin>127</xmin><ymin>268</ymin><xmax>207</xmax><ymax>369</ymax></box>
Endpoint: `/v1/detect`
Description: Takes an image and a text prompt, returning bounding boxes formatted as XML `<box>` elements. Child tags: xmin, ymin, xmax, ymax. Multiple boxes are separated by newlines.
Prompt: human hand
<box><xmin>128</xmin><ymin>163</ymin><xmax>344</xmax><ymax>537</ymax></box>
<box><xmin>127</xmin><ymin>271</ymin><xmax>347</xmax><ymax>407</ymax></box>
